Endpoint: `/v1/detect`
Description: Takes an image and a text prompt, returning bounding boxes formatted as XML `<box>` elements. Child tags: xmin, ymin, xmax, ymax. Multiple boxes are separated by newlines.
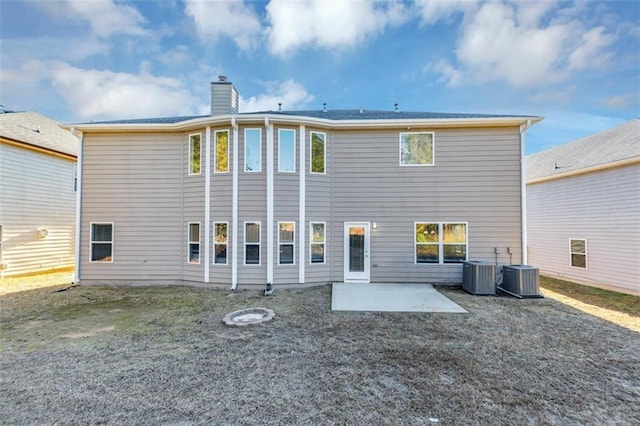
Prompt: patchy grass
<box><xmin>540</xmin><ymin>276</ymin><xmax>639</xmax><ymax>317</ymax></box>
<box><xmin>1</xmin><ymin>283</ymin><xmax>639</xmax><ymax>425</ymax></box>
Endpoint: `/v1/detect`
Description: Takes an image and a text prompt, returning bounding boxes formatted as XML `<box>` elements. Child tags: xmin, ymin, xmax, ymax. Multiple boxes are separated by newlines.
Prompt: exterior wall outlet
<box><xmin>37</xmin><ymin>228</ymin><xmax>48</xmax><ymax>239</ymax></box>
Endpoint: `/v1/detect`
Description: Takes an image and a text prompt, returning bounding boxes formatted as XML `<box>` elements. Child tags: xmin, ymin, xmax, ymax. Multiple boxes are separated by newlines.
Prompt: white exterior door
<box><xmin>344</xmin><ymin>222</ymin><xmax>370</xmax><ymax>283</ymax></box>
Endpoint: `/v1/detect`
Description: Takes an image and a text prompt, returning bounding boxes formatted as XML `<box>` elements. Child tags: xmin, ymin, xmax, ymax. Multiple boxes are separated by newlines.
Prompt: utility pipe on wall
<box><xmin>70</xmin><ymin>128</ymin><xmax>83</xmax><ymax>284</ymax></box>
<box><xmin>231</xmin><ymin>116</ymin><xmax>239</xmax><ymax>290</ymax></box>
<box><xmin>519</xmin><ymin>119</ymin><xmax>532</xmax><ymax>265</ymax></box>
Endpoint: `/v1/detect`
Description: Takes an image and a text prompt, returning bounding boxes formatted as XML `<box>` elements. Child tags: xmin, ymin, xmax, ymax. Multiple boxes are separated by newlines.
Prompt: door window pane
<box><xmin>349</xmin><ymin>227</ymin><xmax>365</xmax><ymax>272</ymax></box>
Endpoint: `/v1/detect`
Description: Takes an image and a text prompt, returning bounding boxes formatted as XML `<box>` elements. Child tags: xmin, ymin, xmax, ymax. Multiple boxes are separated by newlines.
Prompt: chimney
<box><xmin>211</xmin><ymin>75</ymin><xmax>239</xmax><ymax>116</ymax></box>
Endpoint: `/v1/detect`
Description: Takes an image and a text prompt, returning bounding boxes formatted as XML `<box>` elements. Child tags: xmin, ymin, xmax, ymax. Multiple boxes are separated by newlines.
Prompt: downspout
<box><xmin>265</xmin><ymin>117</ymin><xmax>274</xmax><ymax>286</ymax></box>
<box><xmin>519</xmin><ymin>120</ymin><xmax>532</xmax><ymax>265</ymax></box>
<box><xmin>70</xmin><ymin>128</ymin><xmax>83</xmax><ymax>284</ymax></box>
<box><xmin>298</xmin><ymin>125</ymin><xmax>306</xmax><ymax>284</ymax></box>
<box><xmin>204</xmin><ymin>126</ymin><xmax>211</xmax><ymax>283</ymax></box>
<box><xmin>231</xmin><ymin>116</ymin><xmax>239</xmax><ymax>290</ymax></box>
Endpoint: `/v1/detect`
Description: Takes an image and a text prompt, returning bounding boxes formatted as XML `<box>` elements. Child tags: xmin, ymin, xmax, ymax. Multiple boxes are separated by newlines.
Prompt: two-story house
<box><xmin>68</xmin><ymin>77</ymin><xmax>541</xmax><ymax>290</ymax></box>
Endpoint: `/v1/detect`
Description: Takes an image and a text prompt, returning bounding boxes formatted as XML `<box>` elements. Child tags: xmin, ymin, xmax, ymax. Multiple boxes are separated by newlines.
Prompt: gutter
<box><xmin>231</xmin><ymin>116</ymin><xmax>239</xmax><ymax>290</ymax></box>
<box><xmin>519</xmin><ymin>120</ymin><xmax>532</xmax><ymax>265</ymax></box>
<box><xmin>527</xmin><ymin>156</ymin><xmax>640</xmax><ymax>185</ymax></box>
<box><xmin>70</xmin><ymin>128</ymin><xmax>83</xmax><ymax>284</ymax></box>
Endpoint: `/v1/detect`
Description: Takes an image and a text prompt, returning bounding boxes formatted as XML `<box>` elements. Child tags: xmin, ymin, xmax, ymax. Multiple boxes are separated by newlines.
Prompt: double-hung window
<box><xmin>311</xmin><ymin>132</ymin><xmax>326</xmax><ymax>174</ymax></box>
<box><xmin>415</xmin><ymin>222</ymin><xmax>467</xmax><ymax>264</ymax></box>
<box><xmin>188</xmin><ymin>222</ymin><xmax>200</xmax><ymax>264</ymax></box>
<box><xmin>278</xmin><ymin>129</ymin><xmax>296</xmax><ymax>172</ymax></box>
<box><xmin>214</xmin><ymin>222</ymin><xmax>228</xmax><ymax>264</ymax></box>
<box><xmin>278</xmin><ymin>222</ymin><xmax>295</xmax><ymax>265</ymax></box>
<box><xmin>310</xmin><ymin>222</ymin><xmax>326</xmax><ymax>264</ymax></box>
<box><xmin>245</xmin><ymin>129</ymin><xmax>262</xmax><ymax>172</ymax></box>
<box><xmin>400</xmin><ymin>132</ymin><xmax>434</xmax><ymax>166</ymax></box>
<box><xmin>245</xmin><ymin>222</ymin><xmax>261</xmax><ymax>265</ymax></box>
<box><xmin>90</xmin><ymin>223</ymin><xmax>113</xmax><ymax>262</ymax></box>
<box><xmin>570</xmin><ymin>239</ymin><xmax>587</xmax><ymax>268</ymax></box>
<box><xmin>215</xmin><ymin>130</ymin><xmax>229</xmax><ymax>173</ymax></box>
<box><xmin>189</xmin><ymin>133</ymin><xmax>201</xmax><ymax>175</ymax></box>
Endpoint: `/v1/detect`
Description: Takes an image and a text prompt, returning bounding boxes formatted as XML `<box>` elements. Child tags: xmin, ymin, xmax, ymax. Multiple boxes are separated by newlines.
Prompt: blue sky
<box><xmin>1</xmin><ymin>0</ymin><xmax>638</xmax><ymax>154</ymax></box>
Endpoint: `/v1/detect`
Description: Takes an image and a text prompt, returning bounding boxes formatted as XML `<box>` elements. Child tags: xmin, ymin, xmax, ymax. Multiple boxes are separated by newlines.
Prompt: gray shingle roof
<box><xmin>0</xmin><ymin>111</ymin><xmax>78</xmax><ymax>157</ymax></box>
<box><xmin>84</xmin><ymin>109</ymin><xmax>534</xmax><ymax>125</ymax></box>
<box><xmin>527</xmin><ymin>119</ymin><xmax>640</xmax><ymax>181</ymax></box>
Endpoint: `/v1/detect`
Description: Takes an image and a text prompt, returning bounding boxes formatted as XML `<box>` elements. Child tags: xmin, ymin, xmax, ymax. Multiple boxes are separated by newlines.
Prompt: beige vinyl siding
<box><xmin>528</xmin><ymin>164</ymin><xmax>640</xmax><ymax>295</ymax></box>
<box><xmin>210</xmin><ymin>127</ymin><xmax>233</xmax><ymax>284</ymax></box>
<box><xmin>183</xmin><ymin>131</ymin><xmax>205</xmax><ymax>282</ymax></box>
<box><xmin>80</xmin><ymin>133</ymin><xmax>183</xmax><ymax>282</ymax></box>
<box><xmin>305</xmin><ymin>129</ymin><xmax>332</xmax><ymax>284</ymax></box>
<box><xmin>0</xmin><ymin>143</ymin><xmax>76</xmax><ymax>276</ymax></box>
<box><xmin>273</xmin><ymin>127</ymin><xmax>300</xmax><ymax>284</ymax></box>
<box><xmin>237</xmin><ymin>126</ymin><xmax>267</xmax><ymax>285</ymax></box>
<box><xmin>330</xmin><ymin>127</ymin><xmax>522</xmax><ymax>284</ymax></box>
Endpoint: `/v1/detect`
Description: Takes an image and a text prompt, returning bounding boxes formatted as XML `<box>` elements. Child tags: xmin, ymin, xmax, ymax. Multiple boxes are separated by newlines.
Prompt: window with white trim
<box><xmin>245</xmin><ymin>222</ymin><xmax>261</xmax><ymax>265</ymax></box>
<box><xmin>189</xmin><ymin>133</ymin><xmax>201</xmax><ymax>175</ymax></box>
<box><xmin>570</xmin><ymin>239</ymin><xmax>587</xmax><ymax>269</ymax></box>
<box><xmin>215</xmin><ymin>130</ymin><xmax>229</xmax><ymax>173</ymax></box>
<box><xmin>311</xmin><ymin>131</ymin><xmax>326</xmax><ymax>174</ymax></box>
<box><xmin>244</xmin><ymin>128</ymin><xmax>262</xmax><ymax>172</ymax></box>
<box><xmin>188</xmin><ymin>222</ymin><xmax>200</xmax><ymax>264</ymax></box>
<box><xmin>415</xmin><ymin>222</ymin><xmax>467</xmax><ymax>264</ymax></box>
<box><xmin>90</xmin><ymin>223</ymin><xmax>113</xmax><ymax>262</ymax></box>
<box><xmin>310</xmin><ymin>222</ymin><xmax>325</xmax><ymax>264</ymax></box>
<box><xmin>278</xmin><ymin>129</ymin><xmax>296</xmax><ymax>172</ymax></box>
<box><xmin>400</xmin><ymin>132</ymin><xmax>434</xmax><ymax>166</ymax></box>
<box><xmin>214</xmin><ymin>222</ymin><xmax>228</xmax><ymax>265</ymax></box>
<box><xmin>278</xmin><ymin>222</ymin><xmax>295</xmax><ymax>264</ymax></box>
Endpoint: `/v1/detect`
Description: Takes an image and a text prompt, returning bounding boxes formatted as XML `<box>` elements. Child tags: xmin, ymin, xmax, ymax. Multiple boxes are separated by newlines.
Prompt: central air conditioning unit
<box><xmin>499</xmin><ymin>265</ymin><xmax>542</xmax><ymax>298</ymax></box>
<box><xmin>462</xmin><ymin>261</ymin><xmax>496</xmax><ymax>295</ymax></box>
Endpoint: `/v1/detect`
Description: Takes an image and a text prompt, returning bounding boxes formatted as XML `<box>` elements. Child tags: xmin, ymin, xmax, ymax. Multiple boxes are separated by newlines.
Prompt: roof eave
<box><xmin>527</xmin><ymin>156</ymin><xmax>640</xmax><ymax>184</ymax></box>
<box><xmin>64</xmin><ymin>114</ymin><xmax>543</xmax><ymax>133</ymax></box>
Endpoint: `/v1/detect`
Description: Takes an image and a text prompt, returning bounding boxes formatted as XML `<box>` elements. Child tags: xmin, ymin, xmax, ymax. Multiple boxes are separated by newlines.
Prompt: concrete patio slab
<box><xmin>331</xmin><ymin>282</ymin><xmax>468</xmax><ymax>313</ymax></box>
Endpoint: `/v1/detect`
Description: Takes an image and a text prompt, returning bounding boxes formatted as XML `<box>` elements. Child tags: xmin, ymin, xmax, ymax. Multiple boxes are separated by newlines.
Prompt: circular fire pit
<box><xmin>223</xmin><ymin>307</ymin><xmax>275</xmax><ymax>327</ymax></box>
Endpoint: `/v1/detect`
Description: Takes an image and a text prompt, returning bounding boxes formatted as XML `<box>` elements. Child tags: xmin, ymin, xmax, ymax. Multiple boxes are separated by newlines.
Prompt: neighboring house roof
<box><xmin>527</xmin><ymin>119</ymin><xmax>640</xmax><ymax>183</ymax></box>
<box><xmin>0</xmin><ymin>111</ymin><xmax>78</xmax><ymax>157</ymax></box>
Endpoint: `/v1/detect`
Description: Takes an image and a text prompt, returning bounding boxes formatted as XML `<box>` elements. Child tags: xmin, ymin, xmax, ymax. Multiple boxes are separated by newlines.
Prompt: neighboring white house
<box><xmin>67</xmin><ymin>77</ymin><xmax>541</xmax><ymax>290</ymax></box>
<box><xmin>0</xmin><ymin>110</ymin><xmax>78</xmax><ymax>277</ymax></box>
<box><xmin>527</xmin><ymin>119</ymin><xmax>640</xmax><ymax>296</ymax></box>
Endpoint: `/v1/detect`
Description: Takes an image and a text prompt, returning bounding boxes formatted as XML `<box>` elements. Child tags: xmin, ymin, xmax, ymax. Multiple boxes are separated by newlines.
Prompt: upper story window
<box><xmin>245</xmin><ymin>128</ymin><xmax>262</xmax><ymax>172</ymax></box>
<box><xmin>278</xmin><ymin>129</ymin><xmax>296</xmax><ymax>173</ymax></box>
<box><xmin>415</xmin><ymin>222</ymin><xmax>467</xmax><ymax>264</ymax></box>
<box><xmin>189</xmin><ymin>133</ymin><xmax>201</xmax><ymax>175</ymax></box>
<box><xmin>90</xmin><ymin>223</ymin><xmax>113</xmax><ymax>263</ymax></box>
<box><xmin>215</xmin><ymin>130</ymin><xmax>229</xmax><ymax>173</ymax></box>
<box><xmin>400</xmin><ymin>132</ymin><xmax>434</xmax><ymax>166</ymax></box>
<box><xmin>311</xmin><ymin>131</ymin><xmax>326</xmax><ymax>174</ymax></box>
<box><xmin>570</xmin><ymin>239</ymin><xmax>587</xmax><ymax>268</ymax></box>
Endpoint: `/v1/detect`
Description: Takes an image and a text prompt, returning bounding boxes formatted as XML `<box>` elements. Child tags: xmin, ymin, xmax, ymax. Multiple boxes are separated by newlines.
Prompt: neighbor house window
<box><xmin>400</xmin><ymin>132</ymin><xmax>434</xmax><ymax>166</ymax></box>
<box><xmin>215</xmin><ymin>130</ymin><xmax>229</xmax><ymax>173</ymax></box>
<box><xmin>214</xmin><ymin>222</ymin><xmax>228</xmax><ymax>265</ymax></box>
<box><xmin>188</xmin><ymin>222</ymin><xmax>200</xmax><ymax>264</ymax></box>
<box><xmin>278</xmin><ymin>129</ymin><xmax>296</xmax><ymax>172</ymax></box>
<box><xmin>311</xmin><ymin>132</ymin><xmax>326</xmax><ymax>174</ymax></box>
<box><xmin>570</xmin><ymin>239</ymin><xmax>587</xmax><ymax>269</ymax></box>
<box><xmin>245</xmin><ymin>129</ymin><xmax>262</xmax><ymax>172</ymax></box>
<box><xmin>415</xmin><ymin>222</ymin><xmax>467</xmax><ymax>264</ymax></box>
<box><xmin>245</xmin><ymin>222</ymin><xmax>261</xmax><ymax>265</ymax></box>
<box><xmin>278</xmin><ymin>222</ymin><xmax>295</xmax><ymax>265</ymax></box>
<box><xmin>189</xmin><ymin>133</ymin><xmax>201</xmax><ymax>175</ymax></box>
<box><xmin>310</xmin><ymin>222</ymin><xmax>326</xmax><ymax>264</ymax></box>
<box><xmin>90</xmin><ymin>223</ymin><xmax>113</xmax><ymax>262</ymax></box>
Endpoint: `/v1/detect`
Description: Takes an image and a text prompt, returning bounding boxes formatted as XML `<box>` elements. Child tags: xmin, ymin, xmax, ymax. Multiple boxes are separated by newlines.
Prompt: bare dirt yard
<box><xmin>1</xmin><ymin>278</ymin><xmax>638</xmax><ymax>425</ymax></box>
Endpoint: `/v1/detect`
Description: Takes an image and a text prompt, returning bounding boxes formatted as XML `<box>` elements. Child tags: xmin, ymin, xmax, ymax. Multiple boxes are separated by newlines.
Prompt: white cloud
<box><xmin>414</xmin><ymin>0</ymin><xmax>478</xmax><ymax>25</ymax></box>
<box><xmin>47</xmin><ymin>62</ymin><xmax>202</xmax><ymax>120</ymax></box>
<box><xmin>427</xmin><ymin>1</ymin><xmax>617</xmax><ymax>88</ymax></box>
<box><xmin>239</xmin><ymin>80</ymin><xmax>315</xmax><ymax>112</ymax></box>
<box><xmin>567</xmin><ymin>26</ymin><xmax>616</xmax><ymax>70</ymax></box>
<box><xmin>184</xmin><ymin>0</ymin><xmax>261</xmax><ymax>51</ymax></box>
<box><xmin>36</xmin><ymin>0</ymin><xmax>146</xmax><ymax>38</ymax></box>
<box><xmin>266</xmin><ymin>0</ymin><xmax>408</xmax><ymax>56</ymax></box>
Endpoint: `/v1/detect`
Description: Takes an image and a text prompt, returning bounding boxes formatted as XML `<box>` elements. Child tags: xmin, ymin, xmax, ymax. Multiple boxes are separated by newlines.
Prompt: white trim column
<box><xmin>520</xmin><ymin>119</ymin><xmax>531</xmax><ymax>265</ymax></box>
<box><xmin>204</xmin><ymin>126</ymin><xmax>211</xmax><ymax>283</ymax></box>
<box><xmin>298</xmin><ymin>125</ymin><xmax>306</xmax><ymax>283</ymax></box>
<box><xmin>231</xmin><ymin>117</ymin><xmax>239</xmax><ymax>289</ymax></box>
<box><xmin>71</xmin><ymin>129</ymin><xmax>83</xmax><ymax>284</ymax></box>
<box><xmin>265</xmin><ymin>117</ymin><xmax>274</xmax><ymax>285</ymax></box>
